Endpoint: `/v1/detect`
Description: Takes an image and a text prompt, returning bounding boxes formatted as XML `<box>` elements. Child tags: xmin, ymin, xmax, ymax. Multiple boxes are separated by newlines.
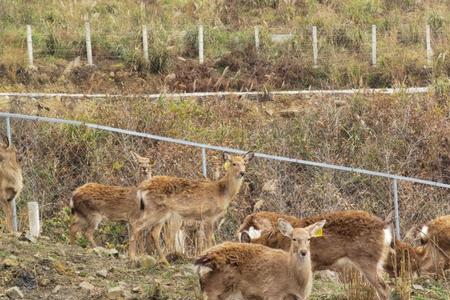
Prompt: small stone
<box><xmin>412</xmin><ymin>284</ymin><xmax>425</xmax><ymax>291</ymax></box>
<box><xmin>79</xmin><ymin>281</ymin><xmax>95</xmax><ymax>291</ymax></box>
<box><xmin>107</xmin><ymin>286</ymin><xmax>124</xmax><ymax>299</ymax></box>
<box><xmin>52</xmin><ymin>285</ymin><xmax>62</xmax><ymax>294</ymax></box>
<box><xmin>96</xmin><ymin>269</ymin><xmax>108</xmax><ymax>278</ymax></box>
<box><xmin>140</xmin><ymin>255</ymin><xmax>157</xmax><ymax>268</ymax></box>
<box><xmin>131</xmin><ymin>286</ymin><xmax>140</xmax><ymax>293</ymax></box>
<box><xmin>5</xmin><ymin>286</ymin><xmax>24</xmax><ymax>299</ymax></box>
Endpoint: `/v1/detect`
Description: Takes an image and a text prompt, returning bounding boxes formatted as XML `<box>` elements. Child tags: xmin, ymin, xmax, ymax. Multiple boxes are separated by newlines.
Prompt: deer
<box><xmin>0</xmin><ymin>141</ymin><xmax>23</xmax><ymax>233</ymax></box>
<box><xmin>132</xmin><ymin>152</ymin><xmax>255</xmax><ymax>264</ymax></box>
<box><xmin>68</xmin><ymin>151</ymin><xmax>153</xmax><ymax>247</ymax></box>
<box><xmin>386</xmin><ymin>215</ymin><xmax>450</xmax><ymax>277</ymax></box>
<box><xmin>194</xmin><ymin>218</ymin><xmax>326</xmax><ymax>300</ymax></box>
<box><xmin>237</xmin><ymin>210</ymin><xmax>392</xmax><ymax>300</ymax></box>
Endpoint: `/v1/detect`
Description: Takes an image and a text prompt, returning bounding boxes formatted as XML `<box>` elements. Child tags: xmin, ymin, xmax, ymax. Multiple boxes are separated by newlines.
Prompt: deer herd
<box><xmin>1</xmin><ymin>141</ymin><xmax>449</xmax><ymax>300</ymax></box>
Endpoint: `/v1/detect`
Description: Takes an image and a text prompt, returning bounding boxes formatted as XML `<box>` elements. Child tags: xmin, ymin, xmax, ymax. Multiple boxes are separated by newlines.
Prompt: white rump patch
<box><xmin>196</xmin><ymin>265</ymin><xmax>212</xmax><ymax>277</ymax></box>
<box><xmin>383</xmin><ymin>227</ymin><xmax>392</xmax><ymax>246</ymax></box>
<box><xmin>248</xmin><ymin>226</ymin><xmax>262</xmax><ymax>239</ymax></box>
<box><xmin>419</xmin><ymin>225</ymin><xmax>428</xmax><ymax>239</ymax></box>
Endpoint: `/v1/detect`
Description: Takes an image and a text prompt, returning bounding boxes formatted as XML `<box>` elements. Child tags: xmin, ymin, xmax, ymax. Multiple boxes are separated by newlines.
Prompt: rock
<box><xmin>52</xmin><ymin>285</ymin><xmax>62</xmax><ymax>294</ymax></box>
<box><xmin>131</xmin><ymin>286</ymin><xmax>140</xmax><ymax>293</ymax></box>
<box><xmin>107</xmin><ymin>286</ymin><xmax>124</xmax><ymax>299</ymax></box>
<box><xmin>140</xmin><ymin>255</ymin><xmax>157</xmax><ymax>268</ymax></box>
<box><xmin>96</xmin><ymin>269</ymin><xmax>108</xmax><ymax>278</ymax></box>
<box><xmin>79</xmin><ymin>281</ymin><xmax>95</xmax><ymax>291</ymax></box>
<box><xmin>5</xmin><ymin>286</ymin><xmax>24</xmax><ymax>299</ymax></box>
<box><xmin>93</xmin><ymin>247</ymin><xmax>119</xmax><ymax>257</ymax></box>
<box><xmin>262</xmin><ymin>179</ymin><xmax>279</xmax><ymax>194</ymax></box>
<box><xmin>412</xmin><ymin>284</ymin><xmax>425</xmax><ymax>291</ymax></box>
<box><xmin>124</xmin><ymin>290</ymin><xmax>138</xmax><ymax>300</ymax></box>
<box><xmin>2</xmin><ymin>256</ymin><xmax>19</xmax><ymax>268</ymax></box>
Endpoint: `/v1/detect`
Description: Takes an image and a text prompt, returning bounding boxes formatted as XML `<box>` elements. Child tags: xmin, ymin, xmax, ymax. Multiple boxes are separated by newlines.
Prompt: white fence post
<box><xmin>85</xmin><ymin>21</ymin><xmax>93</xmax><ymax>66</ymax></box>
<box><xmin>312</xmin><ymin>26</ymin><xmax>318</xmax><ymax>67</ymax></box>
<box><xmin>142</xmin><ymin>24</ymin><xmax>149</xmax><ymax>63</ymax></box>
<box><xmin>28</xmin><ymin>202</ymin><xmax>41</xmax><ymax>238</ymax></box>
<box><xmin>198</xmin><ymin>25</ymin><xmax>204</xmax><ymax>64</ymax></box>
<box><xmin>26</xmin><ymin>25</ymin><xmax>34</xmax><ymax>68</ymax></box>
<box><xmin>426</xmin><ymin>24</ymin><xmax>433</xmax><ymax>67</ymax></box>
<box><xmin>255</xmin><ymin>26</ymin><xmax>260</xmax><ymax>52</ymax></box>
<box><xmin>201</xmin><ymin>147</ymin><xmax>207</xmax><ymax>178</ymax></box>
<box><xmin>392</xmin><ymin>179</ymin><xmax>401</xmax><ymax>240</ymax></box>
<box><xmin>371</xmin><ymin>25</ymin><xmax>377</xmax><ymax>66</ymax></box>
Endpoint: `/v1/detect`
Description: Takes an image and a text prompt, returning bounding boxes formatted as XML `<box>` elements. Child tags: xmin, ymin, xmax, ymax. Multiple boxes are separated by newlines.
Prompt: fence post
<box><xmin>142</xmin><ymin>24</ymin><xmax>149</xmax><ymax>63</ymax></box>
<box><xmin>201</xmin><ymin>147</ymin><xmax>207</xmax><ymax>178</ymax></box>
<box><xmin>198</xmin><ymin>25</ymin><xmax>204</xmax><ymax>64</ymax></box>
<box><xmin>5</xmin><ymin>117</ymin><xmax>12</xmax><ymax>145</ymax></box>
<box><xmin>426</xmin><ymin>24</ymin><xmax>433</xmax><ymax>67</ymax></box>
<box><xmin>26</xmin><ymin>25</ymin><xmax>34</xmax><ymax>68</ymax></box>
<box><xmin>28</xmin><ymin>202</ymin><xmax>40</xmax><ymax>238</ymax></box>
<box><xmin>85</xmin><ymin>21</ymin><xmax>93</xmax><ymax>66</ymax></box>
<box><xmin>371</xmin><ymin>25</ymin><xmax>377</xmax><ymax>66</ymax></box>
<box><xmin>312</xmin><ymin>26</ymin><xmax>318</xmax><ymax>67</ymax></box>
<box><xmin>392</xmin><ymin>179</ymin><xmax>401</xmax><ymax>240</ymax></box>
<box><xmin>254</xmin><ymin>26</ymin><xmax>260</xmax><ymax>52</ymax></box>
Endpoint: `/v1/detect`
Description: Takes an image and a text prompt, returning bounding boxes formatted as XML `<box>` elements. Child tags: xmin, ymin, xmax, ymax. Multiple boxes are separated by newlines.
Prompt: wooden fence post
<box><xmin>312</xmin><ymin>26</ymin><xmax>318</xmax><ymax>67</ymax></box>
<box><xmin>85</xmin><ymin>21</ymin><xmax>93</xmax><ymax>66</ymax></box>
<box><xmin>198</xmin><ymin>25</ymin><xmax>204</xmax><ymax>64</ymax></box>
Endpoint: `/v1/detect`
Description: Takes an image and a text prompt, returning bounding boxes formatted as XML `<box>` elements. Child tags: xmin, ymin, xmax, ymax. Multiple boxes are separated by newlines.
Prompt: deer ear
<box><xmin>277</xmin><ymin>218</ymin><xmax>293</xmax><ymax>238</ymax></box>
<box><xmin>240</xmin><ymin>231</ymin><xmax>251</xmax><ymax>243</ymax></box>
<box><xmin>244</xmin><ymin>151</ymin><xmax>255</xmax><ymax>163</ymax></box>
<box><xmin>307</xmin><ymin>220</ymin><xmax>326</xmax><ymax>238</ymax></box>
<box><xmin>223</xmin><ymin>152</ymin><xmax>232</xmax><ymax>162</ymax></box>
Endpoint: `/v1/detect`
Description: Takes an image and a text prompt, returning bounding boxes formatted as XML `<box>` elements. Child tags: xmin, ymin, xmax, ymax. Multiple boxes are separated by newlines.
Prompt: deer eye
<box><xmin>292</xmin><ymin>238</ymin><xmax>296</xmax><ymax>241</ymax></box>
<box><xmin>232</xmin><ymin>163</ymin><xmax>237</xmax><ymax>166</ymax></box>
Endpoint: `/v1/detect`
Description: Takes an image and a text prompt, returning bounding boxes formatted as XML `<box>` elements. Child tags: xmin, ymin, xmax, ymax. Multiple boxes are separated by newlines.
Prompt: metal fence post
<box><xmin>142</xmin><ymin>24</ymin><xmax>149</xmax><ymax>63</ymax></box>
<box><xmin>201</xmin><ymin>147</ymin><xmax>207</xmax><ymax>178</ymax></box>
<box><xmin>392</xmin><ymin>179</ymin><xmax>401</xmax><ymax>239</ymax></box>
<box><xmin>371</xmin><ymin>25</ymin><xmax>377</xmax><ymax>66</ymax></box>
<box><xmin>312</xmin><ymin>26</ymin><xmax>318</xmax><ymax>67</ymax></box>
<box><xmin>254</xmin><ymin>26</ymin><xmax>260</xmax><ymax>52</ymax></box>
<box><xmin>26</xmin><ymin>25</ymin><xmax>34</xmax><ymax>68</ymax></box>
<box><xmin>198</xmin><ymin>25</ymin><xmax>204</xmax><ymax>64</ymax></box>
<box><xmin>5</xmin><ymin>117</ymin><xmax>12</xmax><ymax>145</ymax></box>
<box><xmin>85</xmin><ymin>21</ymin><xmax>93</xmax><ymax>66</ymax></box>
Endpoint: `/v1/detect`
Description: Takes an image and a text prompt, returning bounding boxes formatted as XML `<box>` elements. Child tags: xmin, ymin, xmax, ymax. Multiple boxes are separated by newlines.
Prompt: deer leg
<box><xmin>354</xmin><ymin>260</ymin><xmax>389</xmax><ymax>300</ymax></box>
<box><xmin>69</xmin><ymin>215</ymin><xmax>86</xmax><ymax>245</ymax></box>
<box><xmin>1</xmin><ymin>199</ymin><xmax>13</xmax><ymax>233</ymax></box>
<box><xmin>150</xmin><ymin>222</ymin><xmax>168</xmax><ymax>264</ymax></box>
<box><xmin>204</xmin><ymin>221</ymin><xmax>216</xmax><ymax>250</ymax></box>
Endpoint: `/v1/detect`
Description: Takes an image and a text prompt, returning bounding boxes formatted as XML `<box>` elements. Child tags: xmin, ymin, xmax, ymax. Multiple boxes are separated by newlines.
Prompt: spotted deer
<box><xmin>386</xmin><ymin>215</ymin><xmax>450</xmax><ymax>277</ymax></box>
<box><xmin>0</xmin><ymin>141</ymin><xmax>23</xmax><ymax>233</ymax></box>
<box><xmin>133</xmin><ymin>152</ymin><xmax>254</xmax><ymax>263</ymax></box>
<box><xmin>238</xmin><ymin>210</ymin><xmax>392</xmax><ymax>300</ymax></box>
<box><xmin>69</xmin><ymin>152</ymin><xmax>152</xmax><ymax>247</ymax></box>
<box><xmin>195</xmin><ymin>218</ymin><xmax>326</xmax><ymax>300</ymax></box>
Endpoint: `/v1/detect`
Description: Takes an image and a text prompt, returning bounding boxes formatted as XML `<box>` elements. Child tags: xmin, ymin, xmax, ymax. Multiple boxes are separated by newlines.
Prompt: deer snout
<box><xmin>300</xmin><ymin>250</ymin><xmax>308</xmax><ymax>257</ymax></box>
<box><xmin>239</xmin><ymin>171</ymin><xmax>245</xmax><ymax>177</ymax></box>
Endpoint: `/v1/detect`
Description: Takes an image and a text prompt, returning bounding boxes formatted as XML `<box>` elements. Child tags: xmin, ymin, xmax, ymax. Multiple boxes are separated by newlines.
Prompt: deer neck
<box><xmin>218</xmin><ymin>171</ymin><xmax>244</xmax><ymax>200</ymax></box>
<box><xmin>288</xmin><ymin>252</ymin><xmax>312</xmax><ymax>285</ymax></box>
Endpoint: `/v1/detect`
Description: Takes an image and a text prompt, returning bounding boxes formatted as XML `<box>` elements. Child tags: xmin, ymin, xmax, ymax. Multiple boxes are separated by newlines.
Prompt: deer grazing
<box><xmin>133</xmin><ymin>152</ymin><xmax>254</xmax><ymax>263</ymax></box>
<box><xmin>0</xmin><ymin>141</ymin><xmax>23</xmax><ymax>233</ymax></box>
<box><xmin>69</xmin><ymin>151</ymin><xmax>152</xmax><ymax>247</ymax></box>
<box><xmin>195</xmin><ymin>218</ymin><xmax>326</xmax><ymax>300</ymax></box>
<box><xmin>386</xmin><ymin>215</ymin><xmax>450</xmax><ymax>277</ymax></box>
<box><xmin>238</xmin><ymin>210</ymin><xmax>392</xmax><ymax>300</ymax></box>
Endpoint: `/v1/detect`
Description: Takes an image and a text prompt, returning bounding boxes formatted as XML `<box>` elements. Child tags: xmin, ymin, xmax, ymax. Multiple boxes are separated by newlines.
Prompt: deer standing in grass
<box><xmin>0</xmin><ymin>141</ymin><xmax>23</xmax><ymax>233</ymax></box>
<box><xmin>195</xmin><ymin>218</ymin><xmax>326</xmax><ymax>300</ymax></box>
<box><xmin>238</xmin><ymin>210</ymin><xmax>392</xmax><ymax>300</ymax></box>
<box><xmin>133</xmin><ymin>152</ymin><xmax>254</xmax><ymax>263</ymax></box>
<box><xmin>386</xmin><ymin>215</ymin><xmax>450</xmax><ymax>277</ymax></box>
<box><xmin>69</xmin><ymin>151</ymin><xmax>153</xmax><ymax>247</ymax></box>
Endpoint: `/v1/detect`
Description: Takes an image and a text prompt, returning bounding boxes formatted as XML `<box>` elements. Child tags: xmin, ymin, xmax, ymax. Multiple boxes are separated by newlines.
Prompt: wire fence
<box><xmin>4</xmin><ymin>21</ymin><xmax>449</xmax><ymax>70</ymax></box>
<box><xmin>1</xmin><ymin>112</ymin><xmax>449</xmax><ymax>242</ymax></box>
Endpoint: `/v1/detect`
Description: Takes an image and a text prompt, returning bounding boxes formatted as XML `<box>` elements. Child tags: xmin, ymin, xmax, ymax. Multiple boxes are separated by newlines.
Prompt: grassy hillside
<box><xmin>0</xmin><ymin>0</ymin><xmax>449</xmax><ymax>91</ymax></box>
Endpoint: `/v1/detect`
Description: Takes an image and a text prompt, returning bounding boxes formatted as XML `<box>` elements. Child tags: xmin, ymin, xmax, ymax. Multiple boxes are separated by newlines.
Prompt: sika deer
<box><xmin>69</xmin><ymin>152</ymin><xmax>152</xmax><ymax>247</ymax></box>
<box><xmin>195</xmin><ymin>218</ymin><xmax>326</xmax><ymax>300</ymax></box>
<box><xmin>0</xmin><ymin>141</ymin><xmax>23</xmax><ymax>233</ymax></box>
<box><xmin>238</xmin><ymin>210</ymin><xmax>392</xmax><ymax>300</ymax></box>
<box><xmin>386</xmin><ymin>215</ymin><xmax>450</xmax><ymax>277</ymax></box>
<box><xmin>133</xmin><ymin>152</ymin><xmax>254</xmax><ymax>263</ymax></box>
